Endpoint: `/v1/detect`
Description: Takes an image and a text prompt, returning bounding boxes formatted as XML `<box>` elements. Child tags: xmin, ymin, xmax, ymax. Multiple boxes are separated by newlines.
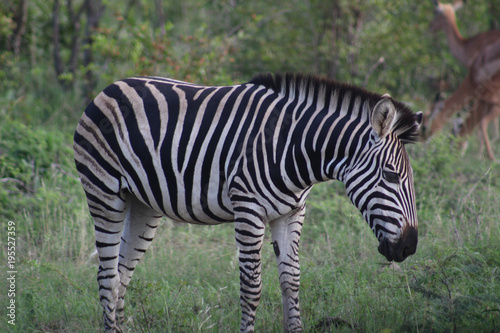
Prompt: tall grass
<box><xmin>1</xmin><ymin>119</ymin><xmax>499</xmax><ymax>332</ymax></box>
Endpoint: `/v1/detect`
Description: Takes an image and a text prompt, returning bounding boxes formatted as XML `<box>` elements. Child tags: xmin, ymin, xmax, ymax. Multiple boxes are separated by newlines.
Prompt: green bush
<box><xmin>0</xmin><ymin>120</ymin><xmax>78</xmax><ymax>224</ymax></box>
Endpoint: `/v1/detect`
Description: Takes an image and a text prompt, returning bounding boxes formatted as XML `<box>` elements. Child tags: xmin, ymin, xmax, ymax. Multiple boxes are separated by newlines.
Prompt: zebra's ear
<box><xmin>371</xmin><ymin>94</ymin><xmax>396</xmax><ymax>140</ymax></box>
<box><xmin>415</xmin><ymin>111</ymin><xmax>423</xmax><ymax>126</ymax></box>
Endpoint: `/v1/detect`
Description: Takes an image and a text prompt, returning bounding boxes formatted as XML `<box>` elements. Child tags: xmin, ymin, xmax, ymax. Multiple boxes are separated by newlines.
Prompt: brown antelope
<box><xmin>428</xmin><ymin>40</ymin><xmax>500</xmax><ymax>160</ymax></box>
<box><xmin>425</xmin><ymin>0</ymin><xmax>500</xmax><ymax>159</ymax></box>
<box><xmin>429</xmin><ymin>0</ymin><xmax>500</xmax><ymax>67</ymax></box>
<box><xmin>459</xmin><ymin>41</ymin><xmax>500</xmax><ymax>160</ymax></box>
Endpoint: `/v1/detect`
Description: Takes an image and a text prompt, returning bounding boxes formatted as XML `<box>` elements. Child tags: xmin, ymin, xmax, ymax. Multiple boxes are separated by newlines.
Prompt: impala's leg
<box><xmin>483</xmin><ymin>99</ymin><xmax>500</xmax><ymax>158</ymax></box>
<box><xmin>458</xmin><ymin>101</ymin><xmax>484</xmax><ymax>157</ymax></box>
<box><xmin>481</xmin><ymin>116</ymin><xmax>496</xmax><ymax>161</ymax></box>
<box><xmin>459</xmin><ymin>99</ymin><xmax>485</xmax><ymax>138</ymax></box>
<box><xmin>269</xmin><ymin>205</ymin><xmax>305</xmax><ymax>333</ymax></box>
<box><xmin>430</xmin><ymin>74</ymin><xmax>474</xmax><ymax>137</ymax></box>
<box><xmin>486</xmin><ymin>103</ymin><xmax>500</xmax><ymax>158</ymax></box>
<box><xmin>116</xmin><ymin>197</ymin><xmax>162</xmax><ymax>326</ymax></box>
<box><xmin>477</xmin><ymin>128</ymin><xmax>484</xmax><ymax>158</ymax></box>
<box><xmin>493</xmin><ymin>117</ymin><xmax>500</xmax><ymax>142</ymax></box>
<box><xmin>234</xmin><ymin>208</ymin><xmax>266</xmax><ymax>333</ymax></box>
<box><xmin>478</xmin><ymin>101</ymin><xmax>499</xmax><ymax>161</ymax></box>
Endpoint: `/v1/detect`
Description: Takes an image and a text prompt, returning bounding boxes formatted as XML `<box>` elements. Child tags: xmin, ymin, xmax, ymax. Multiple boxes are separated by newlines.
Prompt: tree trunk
<box><xmin>10</xmin><ymin>0</ymin><xmax>28</xmax><ymax>56</ymax></box>
<box><xmin>53</xmin><ymin>0</ymin><xmax>64</xmax><ymax>83</ymax></box>
<box><xmin>329</xmin><ymin>1</ymin><xmax>342</xmax><ymax>79</ymax></box>
<box><xmin>68</xmin><ymin>0</ymin><xmax>84</xmax><ymax>75</ymax></box>
<box><xmin>156</xmin><ymin>0</ymin><xmax>166</xmax><ymax>37</ymax></box>
<box><xmin>83</xmin><ymin>0</ymin><xmax>105</xmax><ymax>98</ymax></box>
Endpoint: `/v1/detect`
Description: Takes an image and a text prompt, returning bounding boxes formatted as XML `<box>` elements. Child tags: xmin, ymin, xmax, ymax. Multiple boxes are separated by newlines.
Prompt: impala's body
<box><xmin>425</xmin><ymin>1</ymin><xmax>500</xmax><ymax>159</ymax></box>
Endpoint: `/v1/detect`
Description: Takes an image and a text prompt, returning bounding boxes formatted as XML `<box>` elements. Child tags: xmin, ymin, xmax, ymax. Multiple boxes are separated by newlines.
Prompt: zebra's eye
<box><xmin>382</xmin><ymin>170</ymin><xmax>399</xmax><ymax>184</ymax></box>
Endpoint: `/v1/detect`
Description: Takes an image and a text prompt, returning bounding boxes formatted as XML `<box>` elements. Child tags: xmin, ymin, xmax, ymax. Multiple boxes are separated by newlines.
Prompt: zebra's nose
<box><xmin>378</xmin><ymin>225</ymin><xmax>418</xmax><ymax>262</ymax></box>
<box><xmin>401</xmin><ymin>225</ymin><xmax>418</xmax><ymax>259</ymax></box>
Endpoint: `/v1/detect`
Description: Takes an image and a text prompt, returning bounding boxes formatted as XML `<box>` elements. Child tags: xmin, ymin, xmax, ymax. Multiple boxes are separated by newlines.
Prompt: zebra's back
<box><xmin>74</xmin><ymin>77</ymin><xmax>299</xmax><ymax>225</ymax></box>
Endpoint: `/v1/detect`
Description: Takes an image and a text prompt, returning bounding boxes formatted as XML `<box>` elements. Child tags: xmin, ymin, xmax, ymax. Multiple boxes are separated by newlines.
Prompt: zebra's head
<box><xmin>344</xmin><ymin>95</ymin><xmax>422</xmax><ymax>262</ymax></box>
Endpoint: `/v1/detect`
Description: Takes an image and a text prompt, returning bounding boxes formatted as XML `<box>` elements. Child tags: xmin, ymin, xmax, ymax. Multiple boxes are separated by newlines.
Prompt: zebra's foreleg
<box><xmin>269</xmin><ymin>205</ymin><xmax>305</xmax><ymax>333</ymax></box>
<box><xmin>234</xmin><ymin>216</ymin><xmax>266</xmax><ymax>333</ymax></box>
<box><xmin>116</xmin><ymin>198</ymin><xmax>162</xmax><ymax>325</ymax></box>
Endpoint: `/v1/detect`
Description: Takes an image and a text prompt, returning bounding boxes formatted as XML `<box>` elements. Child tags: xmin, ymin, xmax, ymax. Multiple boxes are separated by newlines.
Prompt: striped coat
<box><xmin>74</xmin><ymin>73</ymin><xmax>422</xmax><ymax>332</ymax></box>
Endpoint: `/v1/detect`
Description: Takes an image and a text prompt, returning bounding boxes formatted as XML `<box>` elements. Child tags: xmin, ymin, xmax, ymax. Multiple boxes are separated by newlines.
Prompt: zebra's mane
<box><xmin>249</xmin><ymin>73</ymin><xmax>420</xmax><ymax>143</ymax></box>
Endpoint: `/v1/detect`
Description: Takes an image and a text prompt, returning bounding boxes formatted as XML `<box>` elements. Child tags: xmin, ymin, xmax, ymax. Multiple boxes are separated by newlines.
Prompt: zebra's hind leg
<box><xmin>269</xmin><ymin>205</ymin><xmax>305</xmax><ymax>333</ymax></box>
<box><xmin>116</xmin><ymin>197</ymin><xmax>162</xmax><ymax>326</ymax></box>
<box><xmin>88</xmin><ymin>193</ymin><xmax>129</xmax><ymax>333</ymax></box>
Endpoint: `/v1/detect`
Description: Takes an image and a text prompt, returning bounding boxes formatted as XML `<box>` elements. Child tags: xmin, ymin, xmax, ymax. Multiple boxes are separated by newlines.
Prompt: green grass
<box><xmin>0</xmin><ymin>121</ymin><xmax>499</xmax><ymax>332</ymax></box>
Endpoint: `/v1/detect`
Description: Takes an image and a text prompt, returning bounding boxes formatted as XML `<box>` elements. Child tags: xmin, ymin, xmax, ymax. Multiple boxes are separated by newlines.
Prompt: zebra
<box><xmin>74</xmin><ymin>73</ymin><xmax>422</xmax><ymax>332</ymax></box>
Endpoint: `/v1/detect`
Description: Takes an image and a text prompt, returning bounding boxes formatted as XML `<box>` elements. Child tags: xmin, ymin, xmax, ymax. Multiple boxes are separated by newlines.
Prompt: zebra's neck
<box><xmin>272</xmin><ymin>83</ymin><xmax>374</xmax><ymax>190</ymax></box>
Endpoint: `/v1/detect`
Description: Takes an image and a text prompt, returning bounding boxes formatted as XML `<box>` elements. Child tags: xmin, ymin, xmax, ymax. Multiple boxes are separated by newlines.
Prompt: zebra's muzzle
<box><xmin>378</xmin><ymin>225</ymin><xmax>418</xmax><ymax>262</ymax></box>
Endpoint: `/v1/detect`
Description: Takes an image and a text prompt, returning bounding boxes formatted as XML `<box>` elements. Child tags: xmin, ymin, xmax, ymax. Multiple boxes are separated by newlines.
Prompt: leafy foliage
<box><xmin>409</xmin><ymin>248</ymin><xmax>499</xmax><ymax>332</ymax></box>
<box><xmin>0</xmin><ymin>121</ymin><xmax>79</xmax><ymax>223</ymax></box>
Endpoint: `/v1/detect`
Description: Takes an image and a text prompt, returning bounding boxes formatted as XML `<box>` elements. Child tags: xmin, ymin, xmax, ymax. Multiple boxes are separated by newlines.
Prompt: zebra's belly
<box><xmin>163</xmin><ymin>193</ymin><xmax>236</xmax><ymax>225</ymax></box>
<box><xmin>127</xmin><ymin>176</ymin><xmax>236</xmax><ymax>225</ymax></box>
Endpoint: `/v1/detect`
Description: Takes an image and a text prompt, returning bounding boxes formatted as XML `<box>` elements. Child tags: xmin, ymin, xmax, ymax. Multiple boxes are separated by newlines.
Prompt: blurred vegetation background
<box><xmin>0</xmin><ymin>0</ymin><xmax>499</xmax><ymax>332</ymax></box>
<box><xmin>1</xmin><ymin>0</ymin><xmax>499</xmax><ymax>129</ymax></box>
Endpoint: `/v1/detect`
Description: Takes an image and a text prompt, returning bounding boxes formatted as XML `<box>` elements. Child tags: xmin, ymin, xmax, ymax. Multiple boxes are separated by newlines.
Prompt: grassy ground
<box><xmin>1</xmin><ymin>122</ymin><xmax>499</xmax><ymax>332</ymax></box>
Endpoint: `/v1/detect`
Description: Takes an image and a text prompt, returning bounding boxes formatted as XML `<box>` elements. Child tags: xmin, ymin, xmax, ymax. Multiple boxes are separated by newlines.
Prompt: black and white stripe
<box><xmin>74</xmin><ymin>73</ymin><xmax>422</xmax><ymax>332</ymax></box>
